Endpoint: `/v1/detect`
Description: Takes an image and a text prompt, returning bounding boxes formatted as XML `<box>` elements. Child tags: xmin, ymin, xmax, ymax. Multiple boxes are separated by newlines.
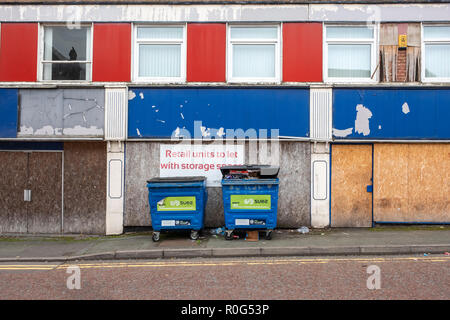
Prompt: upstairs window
<box><xmin>227</xmin><ymin>25</ymin><xmax>280</xmax><ymax>82</ymax></box>
<box><xmin>134</xmin><ymin>25</ymin><xmax>186</xmax><ymax>82</ymax></box>
<box><xmin>325</xmin><ymin>25</ymin><xmax>377</xmax><ymax>82</ymax></box>
<box><xmin>423</xmin><ymin>25</ymin><xmax>450</xmax><ymax>81</ymax></box>
<box><xmin>41</xmin><ymin>25</ymin><xmax>92</xmax><ymax>81</ymax></box>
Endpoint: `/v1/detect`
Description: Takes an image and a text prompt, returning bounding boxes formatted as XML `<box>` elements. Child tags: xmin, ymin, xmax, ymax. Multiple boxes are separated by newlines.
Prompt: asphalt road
<box><xmin>0</xmin><ymin>255</ymin><xmax>448</xmax><ymax>301</ymax></box>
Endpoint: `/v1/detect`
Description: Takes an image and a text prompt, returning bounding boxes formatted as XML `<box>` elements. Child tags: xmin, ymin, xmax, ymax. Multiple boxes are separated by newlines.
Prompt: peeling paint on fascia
<box><xmin>402</xmin><ymin>102</ymin><xmax>410</xmax><ymax>114</ymax></box>
<box><xmin>19</xmin><ymin>126</ymin><xmax>34</xmax><ymax>135</ymax></box>
<box><xmin>200</xmin><ymin>126</ymin><xmax>210</xmax><ymax>138</ymax></box>
<box><xmin>172</xmin><ymin>127</ymin><xmax>191</xmax><ymax>139</ymax></box>
<box><xmin>63</xmin><ymin>126</ymin><xmax>103</xmax><ymax>136</ymax></box>
<box><xmin>310</xmin><ymin>4</ymin><xmax>339</xmax><ymax>14</ymax></box>
<box><xmin>173</xmin><ymin>127</ymin><xmax>180</xmax><ymax>138</ymax></box>
<box><xmin>332</xmin><ymin>127</ymin><xmax>353</xmax><ymax>138</ymax></box>
<box><xmin>342</xmin><ymin>5</ymin><xmax>371</xmax><ymax>13</ymax></box>
<box><xmin>354</xmin><ymin>104</ymin><xmax>372</xmax><ymax>137</ymax></box>
<box><xmin>139</xmin><ymin>92</ymin><xmax>144</xmax><ymax>100</ymax></box>
<box><xmin>217</xmin><ymin>127</ymin><xmax>225</xmax><ymax>137</ymax></box>
<box><xmin>34</xmin><ymin>125</ymin><xmax>62</xmax><ymax>136</ymax></box>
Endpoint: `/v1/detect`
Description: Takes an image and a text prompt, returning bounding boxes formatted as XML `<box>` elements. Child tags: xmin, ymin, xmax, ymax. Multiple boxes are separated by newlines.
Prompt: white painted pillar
<box><xmin>106</xmin><ymin>141</ymin><xmax>125</xmax><ymax>235</ymax></box>
<box><xmin>311</xmin><ymin>143</ymin><xmax>330</xmax><ymax>228</ymax></box>
<box><xmin>104</xmin><ymin>86</ymin><xmax>127</xmax><ymax>235</ymax></box>
<box><xmin>310</xmin><ymin>87</ymin><xmax>332</xmax><ymax>228</ymax></box>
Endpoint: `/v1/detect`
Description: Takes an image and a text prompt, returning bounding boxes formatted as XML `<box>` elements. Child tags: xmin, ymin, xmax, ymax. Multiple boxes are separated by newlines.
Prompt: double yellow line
<box><xmin>0</xmin><ymin>256</ymin><xmax>448</xmax><ymax>271</ymax></box>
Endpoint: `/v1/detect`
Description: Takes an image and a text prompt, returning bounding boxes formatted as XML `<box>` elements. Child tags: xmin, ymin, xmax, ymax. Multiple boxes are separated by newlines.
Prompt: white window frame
<box><xmin>421</xmin><ymin>23</ymin><xmax>450</xmax><ymax>83</ymax></box>
<box><xmin>38</xmin><ymin>23</ymin><xmax>93</xmax><ymax>83</ymax></box>
<box><xmin>323</xmin><ymin>24</ymin><xmax>378</xmax><ymax>83</ymax></box>
<box><xmin>133</xmin><ymin>24</ymin><xmax>186</xmax><ymax>83</ymax></box>
<box><xmin>227</xmin><ymin>24</ymin><xmax>281</xmax><ymax>84</ymax></box>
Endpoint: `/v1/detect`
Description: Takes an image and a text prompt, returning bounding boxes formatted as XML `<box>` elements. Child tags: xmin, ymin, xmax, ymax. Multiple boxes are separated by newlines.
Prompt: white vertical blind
<box><xmin>139</xmin><ymin>44</ymin><xmax>181</xmax><ymax>78</ymax></box>
<box><xmin>328</xmin><ymin>44</ymin><xmax>371</xmax><ymax>78</ymax></box>
<box><xmin>136</xmin><ymin>26</ymin><xmax>184</xmax><ymax>79</ymax></box>
<box><xmin>229</xmin><ymin>26</ymin><xmax>278</xmax><ymax>80</ymax></box>
<box><xmin>230</xmin><ymin>27</ymin><xmax>278</xmax><ymax>40</ymax></box>
<box><xmin>423</xmin><ymin>26</ymin><xmax>450</xmax><ymax>40</ymax></box>
<box><xmin>327</xmin><ymin>26</ymin><xmax>373</xmax><ymax>39</ymax></box>
<box><xmin>326</xmin><ymin>25</ymin><xmax>375</xmax><ymax>80</ymax></box>
<box><xmin>425</xmin><ymin>44</ymin><xmax>450</xmax><ymax>78</ymax></box>
<box><xmin>424</xmin><ymin>26</ymin><xmax>450</xmax><ymax>79</ymax></box>
<box><xmin>137</xmin><ymin>27</ymin><xmax>183</xmax><ymax>40</ymax></box>
<box><xmin>232</xmin><ymin>44</ymin><xmax>275</xmax><ymax>78</ymax></box>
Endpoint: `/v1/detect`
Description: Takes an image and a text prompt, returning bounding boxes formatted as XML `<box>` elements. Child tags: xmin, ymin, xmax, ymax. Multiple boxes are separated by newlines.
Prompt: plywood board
<box><xmin>63</xmin><ymin>142</ymin><xmax>107</xmax><ymax>234</ymax></box>
<box><xmin>331</xmin><ymin>144</ymin><xmax>373</xmax><ymax>227</ymax></box>
<box><xmin>374</xmin><ymin>144</ymin><xmax>450</xmax><ymax>222</ymax></box>
<box><xmin>0</xmin><ymin>152</ymin><xmax>28</xmax><ymax>233</ymax></box>
<box><xmin>27</xmin><ymin>152</ymin><xmax>62</xmax><ymax>233</ymax></box>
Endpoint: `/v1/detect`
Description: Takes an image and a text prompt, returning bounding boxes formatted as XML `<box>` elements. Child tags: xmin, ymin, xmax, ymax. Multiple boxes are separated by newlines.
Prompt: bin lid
<box><xmin>220</xmin><ymin>165</ymin><xmax>280</xmax><ymax>177</ymax></box>
<box><xmin>147</xmin><ymin>176</ymin><xmax>207</xmax><ymax>183</ymax></box>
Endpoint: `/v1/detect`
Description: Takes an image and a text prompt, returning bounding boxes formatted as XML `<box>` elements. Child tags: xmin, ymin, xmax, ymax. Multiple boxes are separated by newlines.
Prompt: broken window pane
<box><xmin>43</xmin><ymin>62</ymin><xmax>87</xmax><ymax>81</ymax></box>
<box><xmin>43</xmin><ymin>26</ymin><xmax>91</xmax><ymax>80</ymax></box>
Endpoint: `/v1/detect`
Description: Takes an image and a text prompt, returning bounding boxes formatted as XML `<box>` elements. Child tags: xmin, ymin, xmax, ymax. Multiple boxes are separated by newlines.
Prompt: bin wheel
<box><xmin>225</xmin><ymin>230</ymin><xmax>234</xmax><ymax>241</ymax></box>
<box><xmin>152</xmin><ymin>232</ymin><xmax>160</xmax><ymax>242</ymax></box>
<box><xmin>190</xmin><ymin>230</ymin><xmax>199</xmax><ymax>240</ymax></box>
<box><xmin>265</xmin><ymin>230</ymin><xmax>273</xmax><ymax>240</ymax></box>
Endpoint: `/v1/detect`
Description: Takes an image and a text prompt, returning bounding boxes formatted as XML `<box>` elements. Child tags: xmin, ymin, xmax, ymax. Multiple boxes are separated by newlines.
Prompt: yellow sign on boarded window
<box><xmin>398</xmin><ymin>35</ymin><xmax>407</xmax><ymax>48</ymax></box>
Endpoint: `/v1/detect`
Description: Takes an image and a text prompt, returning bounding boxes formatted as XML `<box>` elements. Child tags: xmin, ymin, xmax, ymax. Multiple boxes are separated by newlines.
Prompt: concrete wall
<box><xmin>124</xmin><ymin>141</ymin><xmax>311</xmax><ymax>228</ymax></box>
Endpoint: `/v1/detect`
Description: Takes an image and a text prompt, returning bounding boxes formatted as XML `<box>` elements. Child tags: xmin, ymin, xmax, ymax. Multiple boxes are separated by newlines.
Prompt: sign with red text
<box><xmin>160</xmin><ymin>144</ymin><xmax>245</xmax><ymax>186</ymax></box>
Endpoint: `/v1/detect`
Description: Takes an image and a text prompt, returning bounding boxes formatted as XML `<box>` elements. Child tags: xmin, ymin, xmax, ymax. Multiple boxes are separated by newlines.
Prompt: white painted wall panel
<box><xmin>105</xmin><ymin>87</ymin><xmax>127</xmax><ymax>141</ymax></box>
<box><xmin>310</xmin><ymin>88</ymin><xmax>332</xmax><ymax>141</ymax></box>
<box><xmin>106</xmin><ymin>142</ymin><xmax>125</xmax><ymax>235</ymax></box>
<box><xmin>311</xmin><ymin>145</ymin><xmax>330</xmax><ymax>228</ymax></box>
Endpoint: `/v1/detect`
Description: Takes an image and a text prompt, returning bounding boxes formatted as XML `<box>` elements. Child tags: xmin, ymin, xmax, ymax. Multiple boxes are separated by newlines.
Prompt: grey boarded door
<box><xmin>0</xmin><ymin>152</ymin><xmax>28</xmax><ymax>233</ymax></box>
<box><xmin>0</xmin><ymin>151</ymin><xmax>63</xmax><ymax>233</ymax></box>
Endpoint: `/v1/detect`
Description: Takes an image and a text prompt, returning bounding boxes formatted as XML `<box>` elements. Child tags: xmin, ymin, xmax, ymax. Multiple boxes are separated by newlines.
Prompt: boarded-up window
<box><xmin>380</xmin><ymin>23</ymin><xmax>421</xmax><ymax>82</ymax></box>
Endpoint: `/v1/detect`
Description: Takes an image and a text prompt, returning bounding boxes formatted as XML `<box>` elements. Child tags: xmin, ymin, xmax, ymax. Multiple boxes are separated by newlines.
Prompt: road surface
<box><xmin>0</xmin><ymin>255</ymin><xmax>448</xmax><ymax>301</ymax></box>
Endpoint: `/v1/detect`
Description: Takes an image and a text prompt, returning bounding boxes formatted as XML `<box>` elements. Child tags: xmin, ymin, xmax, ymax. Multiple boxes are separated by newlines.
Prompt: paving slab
<box><xmin>0</xmin><ymin>227</ymin><xmax>448</xmax><ymax>261</ymax></box>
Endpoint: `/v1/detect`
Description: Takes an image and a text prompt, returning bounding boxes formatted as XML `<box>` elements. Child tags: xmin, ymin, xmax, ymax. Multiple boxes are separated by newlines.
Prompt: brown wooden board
<box><xmin>0</xmin><ymin>152</ymin><xmax>28</xmax><ymax>233</ymax></box>
<box><xmin>27</xmin><ymin>152</ymin><xmax>62</xmax><ymax>233</ymax></box>
<box><xmin>374</xmin><ymin>144</ymin><xmax>450</xmax><ymax>223</ymax></box>
<box><xmin>331</xmin><ymin>144</ymin><xmax>373</xmax><ymax>227</ymax></box>
<box><xmin>63</xmin><ymin>142</ymin><xmax>107</xmax><ymax>234</ymax></box>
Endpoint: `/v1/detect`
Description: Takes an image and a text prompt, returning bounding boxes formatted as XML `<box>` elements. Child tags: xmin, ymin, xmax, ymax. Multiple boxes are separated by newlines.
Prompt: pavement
<box><xmin>0</xmin><ymin>225</ymin><xmax>449</xmax><ymax>262</ymax></box>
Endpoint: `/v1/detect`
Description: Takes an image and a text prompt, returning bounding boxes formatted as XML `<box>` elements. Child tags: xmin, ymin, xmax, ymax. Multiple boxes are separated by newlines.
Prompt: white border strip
<box><xmin>2</xmin><ymin>4</ymin><xmax>450</xmax><ymax>23</ymax></box>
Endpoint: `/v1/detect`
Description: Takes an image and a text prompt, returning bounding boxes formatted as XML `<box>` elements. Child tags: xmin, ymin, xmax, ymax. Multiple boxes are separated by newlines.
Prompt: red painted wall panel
<box><xmin>93</xmin><ymin>23</ymin><xmax>131</xmax><ymax>82</ymax></box>
<box><xmin>283</xmin><ymin>23</ymin><xmax>323</xmax><ymax>82</ymax></box>
<box><xmin>187</xmin><ymin>23</ymin><xmax>226</xmax><ymax>82</ymax></box>
<box><xmin>0</xmin><ymin>23</ymin><xmax>38</xmax><ymax>82</ymax></box>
